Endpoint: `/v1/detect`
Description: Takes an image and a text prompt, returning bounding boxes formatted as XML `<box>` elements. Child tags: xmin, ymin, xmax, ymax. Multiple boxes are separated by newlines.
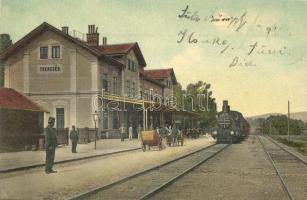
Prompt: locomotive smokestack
<box><xmin>222</xmin><ymin>100</ymin><xmax>228</xmax><ymax>112</ymax></box>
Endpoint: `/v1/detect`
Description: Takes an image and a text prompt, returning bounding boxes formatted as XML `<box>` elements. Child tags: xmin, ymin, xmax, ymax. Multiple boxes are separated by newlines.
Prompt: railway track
<box><xmin>68</xmin><ymin>143</ymin><xmax>230</xmax><ymax>200</ymax></box>
<box><xmin>257</xmin><ymin>135</ymin><xmax>307</xmax><ymax>200</ymax></box>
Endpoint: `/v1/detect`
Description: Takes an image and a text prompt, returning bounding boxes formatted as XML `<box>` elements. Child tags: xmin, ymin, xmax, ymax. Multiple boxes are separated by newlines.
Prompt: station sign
<box><xmin>37</xmin><ymin>64</ymin><xmax>63</xmax><ymax>74</ymax></box>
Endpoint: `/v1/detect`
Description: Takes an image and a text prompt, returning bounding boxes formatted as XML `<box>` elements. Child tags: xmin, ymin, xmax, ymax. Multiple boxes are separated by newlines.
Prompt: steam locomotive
<box><xmin>215</xmin><ymin>100</ymin><xmax>250</xmax><ymax>143</ymax></box>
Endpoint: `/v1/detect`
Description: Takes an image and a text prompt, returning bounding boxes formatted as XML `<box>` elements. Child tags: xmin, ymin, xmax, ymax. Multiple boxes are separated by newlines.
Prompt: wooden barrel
<box><xmin>141</xmin><ymin>130</ymin><xmax>155</xmax><ymax>141</ymax></box>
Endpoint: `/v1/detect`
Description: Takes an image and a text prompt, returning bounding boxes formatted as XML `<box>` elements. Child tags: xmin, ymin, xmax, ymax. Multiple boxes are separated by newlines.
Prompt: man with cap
<box><xmin>172</xmin><ymin>124</ymin><xmax>178</xmax><ymax>146</ymax></box>
<box><xmin>119</xmin><ymin>124</ymin><xmax>126</xmax><ymax>142</ymax></box>
<box><xmin>45</xmin><ymin>117</ymin><xmax>57</xmax><ymax>174</ymax></box>
<box><xmin>70</xmin><ymin>125</ymin><xmax>79</xmax><ymax>153</ymax></box>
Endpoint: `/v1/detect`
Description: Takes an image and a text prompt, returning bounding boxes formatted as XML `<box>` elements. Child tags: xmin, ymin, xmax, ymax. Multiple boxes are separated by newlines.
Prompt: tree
<box><xmin>172</xmin><ymin>81</ymin><xmax>217</xmax><ymax>129</ymax></box>
<box><xmin>185</xmin><ymin>81</ymin><xmax>217</xmax><ymax>129</ymax></box>
<box><xmin>261</xmin><ymin>115</ymin><xmax>305</xmax><ymax>135</ymax></box>
<box><xmin>173</xmin><ymin>83</ymin><xmax>184</xmax><ymax>110</ymax></box>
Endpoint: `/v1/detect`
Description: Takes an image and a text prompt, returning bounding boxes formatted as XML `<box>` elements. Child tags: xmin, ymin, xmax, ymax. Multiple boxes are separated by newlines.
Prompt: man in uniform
<box><xmin>172</xmin><ymin>124</ymin><xmax>178</xmax><ymax>146</ymax></box>
<box><xmin>119</xmin><ymin>124</ymin><xmax>126</xmax><ymax>142</ymax></box>
<box><xmin>70</xmin><ymin>125</ymin><xmax>79</xmax><ymax>153</ymax></box>
<box><xmin>45</xmin><ymin>117</ymin><xmax>57</xmax><ymax>174</ymax></box>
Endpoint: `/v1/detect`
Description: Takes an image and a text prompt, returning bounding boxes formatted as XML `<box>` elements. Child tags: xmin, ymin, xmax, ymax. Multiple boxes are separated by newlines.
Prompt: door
<box><xmin>56</xmin><ymin>108</ymin><xmax>65</xmax><ymax>129</ymax></box>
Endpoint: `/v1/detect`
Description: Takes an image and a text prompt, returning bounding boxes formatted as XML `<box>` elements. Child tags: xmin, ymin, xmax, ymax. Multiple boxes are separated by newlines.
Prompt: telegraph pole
<box><xmin>269</xmin><ymin>120</ymin><xmax>271</xmax><ymax>135</ymax></box>
<box><xmin>288</xmin><ymin>100</ymin><xmax>290</xmax><ymax>140</ymax></box>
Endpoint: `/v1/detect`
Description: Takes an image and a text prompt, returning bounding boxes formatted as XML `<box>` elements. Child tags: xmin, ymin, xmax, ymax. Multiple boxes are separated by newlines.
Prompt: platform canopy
<box><xmin>101</xmin><ymin>92</ymin><xmax>200</xmax><ymax>117</ymax></box>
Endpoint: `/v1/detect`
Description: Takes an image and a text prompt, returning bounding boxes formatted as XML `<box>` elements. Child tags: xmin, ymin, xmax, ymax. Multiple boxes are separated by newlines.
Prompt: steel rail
<box><xmin>139</xmin><ymin>143</ymin><xmax>231</xmax><ymax>200</ymax></box>
<box><xmin>67</xmin><ymin>143</ymin><xmax>218</xmax><ymax>200</ymax></box>
<box><xmin>257</xmin><ymin>136</ymin><xmax>295</xmax><ymax>200</ymax></box>
<box><xmin>266</xmin><ymin>136</ymin><xmax>307</xmax><ymax>166</ymax></box>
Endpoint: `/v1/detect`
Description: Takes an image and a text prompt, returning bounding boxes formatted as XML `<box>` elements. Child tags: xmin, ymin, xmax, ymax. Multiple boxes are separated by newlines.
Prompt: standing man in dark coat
<box><xmin>172</xmin><ymin>124</ymin><xmax>178</xmax><ymax>146</ymax></box>
<box><xmin>119</xmin><ymin>124</ymin><xmax>126</xmax><ymax>142</ymax></box>
<box><xmin>45</xmin><ymin>117</ymin><xmax>57</xmax><ymax>174</ymax></box>
<box><xmin>70</xmin><ymin>125</ymin><xmax>78</xmax><ymax>153</ymax></box>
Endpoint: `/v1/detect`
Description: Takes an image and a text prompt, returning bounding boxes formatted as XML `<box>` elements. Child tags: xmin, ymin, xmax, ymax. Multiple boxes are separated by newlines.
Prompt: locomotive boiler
<box><xmin>216</xmin><ymin>100</ymin><xmax>249</xmax><ymax>143</ymax></box>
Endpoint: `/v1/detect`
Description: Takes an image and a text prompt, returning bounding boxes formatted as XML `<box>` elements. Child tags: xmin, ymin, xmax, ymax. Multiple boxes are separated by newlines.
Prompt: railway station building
<box><xmin>0</xmin><ymin>22</ymin><xmax>199</xmax><ymax>138</ymax></box>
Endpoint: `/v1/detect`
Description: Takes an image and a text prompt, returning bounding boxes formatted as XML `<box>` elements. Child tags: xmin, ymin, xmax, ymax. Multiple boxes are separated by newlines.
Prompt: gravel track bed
<box><xmin>0</xmin><ymin>137</ymin><xmax>215</xmax><ymax>200</ymax></box>
<box><xmin>80</xmin><ymin>144</ymin><xmax>227</xmax><ymax>200</ymax></box>
<box><xmin>149</xmin><ymin>136</ymin><xmax>289</xmax><ymax>200</ymax></box>
<box><xmin>260</xmin><ymin>136</ymin><xmax>307</xmax><ymax>200</ymax></box>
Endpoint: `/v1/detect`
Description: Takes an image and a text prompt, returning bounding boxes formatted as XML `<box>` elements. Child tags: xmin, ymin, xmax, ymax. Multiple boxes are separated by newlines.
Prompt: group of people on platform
<box><xmin>44</xmin><ymin>116</ymin><xmax>204</xmax><ymax>174</ymax></box>
<box><xmin>158</xmin><ymin>124</ymin><xmax>182</xmax><ymax>146</ymax></box>
<box><xmin>119</xmin><ymin>124</ymin><xmax>142</xmax><ymax>141</ymax></box>
<box><xmin>119</xmin><ymin>122</ymin><xmax>204</xmax><ymax>147</ymax></box>
<box><xmin>185</xmin><ymin>128</ymin><xmax>202</xmax><ymax>139</ymax></box>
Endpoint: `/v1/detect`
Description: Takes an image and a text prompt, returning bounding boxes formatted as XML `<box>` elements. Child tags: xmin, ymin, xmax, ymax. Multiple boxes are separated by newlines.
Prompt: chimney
<box><xmin>0</xmin><ymin>34</ymin><xmax>12</xmax><ymax>86</ymax></box>
<box><xmin>86</xmin><ymin>24</ymin><xmax>99</xmax><ymax>47</ymax></box>
<box><xmin>102</xmin><ymin>37</ymin><xmax>107</xmax><ymax>46</ymax></box>
<box><xmin>0</xmin><ymin>34</ymin><xmax>12</xmax><ymax>51</ymax></box>
<box><xmin>62</xmin><ymin>26</ymin><xmax>69</xmax><ymax>34</ymax></box>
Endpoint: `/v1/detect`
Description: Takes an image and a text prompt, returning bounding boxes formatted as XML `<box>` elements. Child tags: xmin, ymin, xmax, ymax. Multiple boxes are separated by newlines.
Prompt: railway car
<box><xmin>230</xmin><ymin>111</ymin><xmax>250</xmax><ymax>139</ymax></box>
<box><xmin>241</xmin><ymin>118</ymin><xmax>250</xmax><ymax>137</ymax></box>
<box><xmin>216</xmin><ymin>100</ymin><xmax>249</xmax><ymax>143</ymax></box>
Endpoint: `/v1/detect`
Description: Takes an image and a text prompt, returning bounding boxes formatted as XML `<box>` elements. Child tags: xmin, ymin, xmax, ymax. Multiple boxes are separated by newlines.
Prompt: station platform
<box><xmin>0</xmin><ymin>136</ymin><xmax>216</xmax><ymax>200</ymax></box>
<box><xmin>0</xmin><ymin>139</ymin><xmax>141</xmax><ymax>173</ymax></box>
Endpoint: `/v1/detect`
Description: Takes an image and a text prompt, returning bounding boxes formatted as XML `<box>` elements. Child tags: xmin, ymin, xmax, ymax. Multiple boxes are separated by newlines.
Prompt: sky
<box><xmin>0</xmin><ymin>0</ymin><xmax>306</xmax><ymax>116</ymax></box>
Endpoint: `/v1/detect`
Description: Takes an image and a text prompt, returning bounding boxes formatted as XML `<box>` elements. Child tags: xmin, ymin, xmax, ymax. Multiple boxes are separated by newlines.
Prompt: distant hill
<box><xmin>247</xmin><ymin>113</ymin><xmax>282</xmax><ymax>119</ymax></box>
<box><xmin>291</xmin><ymin>112</ymin><xmax>307</xmax><ymax>122</ymax></box>
<box><xmin>248</xmin><ymin>112</ymin><xmax>307</xmax><ymax>122</ymax></box>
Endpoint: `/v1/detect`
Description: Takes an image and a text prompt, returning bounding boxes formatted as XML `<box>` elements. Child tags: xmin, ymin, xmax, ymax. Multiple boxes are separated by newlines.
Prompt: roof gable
<box><xmin>140</xmin><ymin>71</ymin><xmax>165</xmax><ymax>87</ymax></box>
<box><xmin>144</xmin><ymin>68</ymin><xmax>177</xmax><ymax>84</ymax></box>
<box><xmin>0</xmin><ymin>22</ymin><xmax>124</xmax><ymax>68</ymax></box>
<box><xmin>97</xmin><ymin>42</ymin><xmax>146</xmax><ymax>67</ymax></box>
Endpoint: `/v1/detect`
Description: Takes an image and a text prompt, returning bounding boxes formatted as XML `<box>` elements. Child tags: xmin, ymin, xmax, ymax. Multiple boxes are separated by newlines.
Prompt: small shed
<box><xmin>0</xmin><ymin>88</ymin><xmax>48</xmax><ymax>152</ymax></box>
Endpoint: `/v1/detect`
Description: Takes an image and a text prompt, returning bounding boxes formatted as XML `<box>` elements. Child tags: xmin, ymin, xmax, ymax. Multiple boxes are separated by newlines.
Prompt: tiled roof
<box><xmin>143</xmin><ymin>68</ymin><xmax>173</xmax><ymax>79</ymax></box>
<box><xmin>97</xmin><ymin>43</ymin><xmax>135</xmax><ymax>55</ymax></box>
<box><xmin>140</xmin><ymin>71</ymin><xmax>165</xmax><ymax>87</ymax></box>
<box><xmin>0</xmin><ymin>88</ymin><xmax>48</xmax><ymax>112</ymax></box>
<box><xmin>144</xmin><ymin>68</ymin><xmax>177</xmax><ymax>84</ymax></box>
<box><xmin>96</xmin><ymin>42</ymin><xmax>146</xmax><ymax>67</ymax></box>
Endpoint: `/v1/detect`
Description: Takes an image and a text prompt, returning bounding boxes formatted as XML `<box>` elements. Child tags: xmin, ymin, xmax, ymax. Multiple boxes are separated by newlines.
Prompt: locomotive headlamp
<box><xmin>230</xmin><ymin>131</ymin><xmax>234</xmax><ymax>135</ymax></box>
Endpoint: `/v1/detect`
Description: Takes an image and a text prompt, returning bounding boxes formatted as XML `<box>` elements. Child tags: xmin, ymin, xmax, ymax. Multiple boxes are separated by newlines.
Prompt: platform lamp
<box><xmin>93</xmin><ymin>110</ymin><xmax>99</xmax><ymax>150</ymax></box>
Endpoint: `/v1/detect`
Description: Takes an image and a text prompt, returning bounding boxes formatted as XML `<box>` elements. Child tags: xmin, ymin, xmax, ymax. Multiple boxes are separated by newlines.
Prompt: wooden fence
<box><xmin>77</xmin><ymin>128</ymin><xmax>97</xmax><ymax>144</ymax></box>
<box><xmin>78</xmin><ymin>128</ymin><xmax>122</xmax><ymax>143</ymax></box>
